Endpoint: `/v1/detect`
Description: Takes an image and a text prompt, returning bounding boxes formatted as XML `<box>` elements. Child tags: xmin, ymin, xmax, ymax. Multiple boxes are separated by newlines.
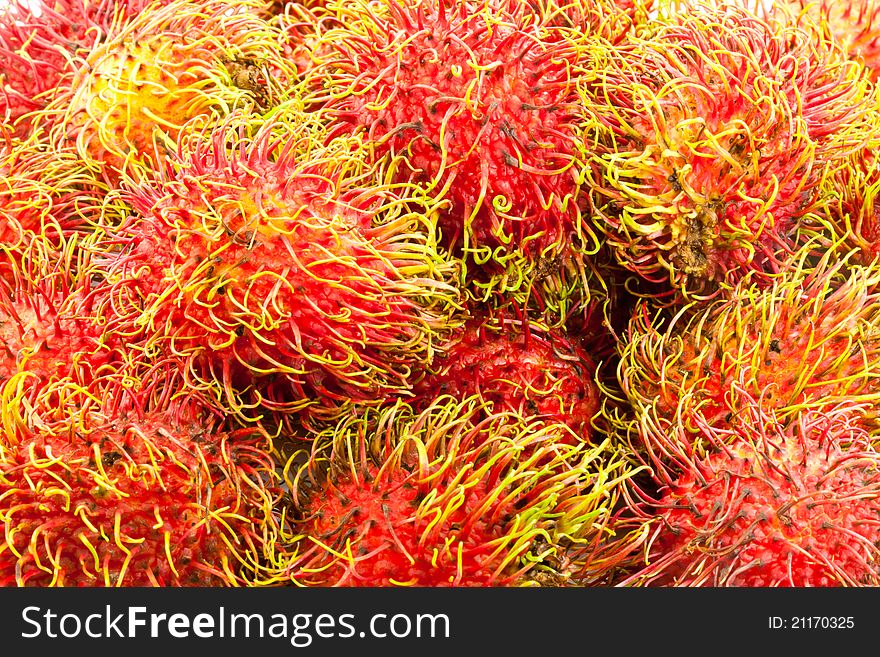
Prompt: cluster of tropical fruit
<box><xmin>2</xmin><ymin>0</ymin><xmax>880</xmax><ymax>587</ymax></box>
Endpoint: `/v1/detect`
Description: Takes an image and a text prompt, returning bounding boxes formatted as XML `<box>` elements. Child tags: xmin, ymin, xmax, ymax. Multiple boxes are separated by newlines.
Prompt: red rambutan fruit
<box><xmin>618</xmin><ymin>397</ymin><xmax>880</xmax><ymax>586</ymax></box>
<box><xmin>800</xmin><ymin>142</ymin><xmax>880</xmax><ymax>267</ymax></box>
<box><xmin>582</xmin><ymin>2</ymin><xmax>874</xmax><ymax>298</ymax></box>
<box><xmin>0</xmin><ymin>0</ymin><xmax>211</xmax><ymax>137</ymax></box>
<box><xmin>408</xmin><ymin>309</ymin><xmax>603</xmax><ymax>440</ymax></box>
<box><xmin>612</xmin><ymin>254</ymin><xmax>880</xmax><ymax>462</ymax></box>
<box><xmin>88</xmin><ymin>107</ymin><xmax>462</xmax><ymax>425</ymax></box>
<box><xmin>36</xmin><ymin>0</ymin><xmax>294</xmax><ymax>187</ymax></box>
<box><xmin>274</xmin><ymin>396</ymin><xmax>637</xmax><ymax>586</ymax></box>
<box><xmin>306</xmin><ymin>0</ymin><xmax>633</xmax><ymax>301</ymax></box>
<box><xmin>0</xmin><ymin>135</ymin><xmax>108</xmax><ymax>262</ymax></box>
<box><xmin>0</xmin><ymin>408</ymin><xmax>281</xmax><ymax>586</ymax></box>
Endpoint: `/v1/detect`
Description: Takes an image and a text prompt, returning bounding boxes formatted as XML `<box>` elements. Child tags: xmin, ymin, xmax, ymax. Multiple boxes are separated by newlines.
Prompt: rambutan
<box><xmin>408</xmin><ymin>310</ymin><xmax>603</xmax><ymax>440</ymax></box>
<box><xmin>0</xmin><ymin>0</ymin><xmax>216</xmax><ymax>137</ymax></box>
<box><xmin>306</xmin><ymin>0</ymin><xmax>631</xmax><ymax>301</ymax></box>
<box><xmin>38</xmin><ymin>0</ymin><xmax>294</xmax><ymax>186</ymax></box>
<box><xmin>786</xmin><ymin>0</ymin><xmax>880</xmax><ymax>83</ymax></box>
<box><xmin>0</xmin><ymin>0</ymin><xmax>101</xmax><ymax>137</ymax></box>
<box><xmin>801</xmin><ymin>144</ymin><xmax>880</xmax><ymax>267</ymax></box>
<box><xmin>11</xmin><ymin>0</ymin><xmax>880</xmax><ymax>595</ymax></box>
<box><xmin>0</xmin><ymin>135</ymin><xmax>107</xmax><ymax>261</ymax></box>
<box><xmin>0</xmin><ymin>408</ymin><xmax>280</xmax><ymax>586</ymax></box>
<box><xmin>618</xmin><ymin>397</ymin><xmax>880</xmax><ymax>586</ymax></box>
<box><xmin>613</xmin><ymin>255</ymin><xmax>880</xmax><ymax>460</ymax></box>
<box><xmin>87</xmin><ymin>107</ymin><xmax>462</xmax><ymax>425</ymax></box>
<box><xmin>582</xmin><ymin>2</ymin><xmax>874</xmax><ymax>298</ymax></box>
<box><xmin>275</xmin><ymin>397</ymin><xmax>637</xmax><ymax>587</ymax></box>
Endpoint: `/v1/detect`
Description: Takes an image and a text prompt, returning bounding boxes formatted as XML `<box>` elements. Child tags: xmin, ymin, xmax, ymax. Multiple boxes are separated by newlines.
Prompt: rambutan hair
<box><xmin>271</xmin><ymin>396</ymin><xmax>639</xmax><ymax>586</ymax></box>
<box><xmin>0</xmin><ymin>407</ymin><xmax>281</xmax><ymax>586</ymax></box>
<box><xmin>611</xmin><ymin>252</ymin><xmax>880</xmax><ymax>466</ymax></box>
<box><xmin>86</xmin><ymin>105</ymin><xmax>463</xmax><ymax>425</ymax></box>
<box><xmin>775</xmin><ymin>0</ymin><xmax>880</xmax><ymax>83</ymax></box>
<box><xmin>0</xmin><ymin>231</ymin><xmax>213</xmax><ymax>432</ymax></box>
<box><xmin>616</xmin><ymin>393</ymin><xmax>880</xmax><ymax>587</ymax></box>
<box><xmin>271</xmin><ymin>0</ymin><xmax>341</xmax><ymax>79</ymax></box>
<box><xmin>822</xmin><ymin>1</ymin><xmax>880</xmax><ymax>81</ymax></box>
<box><xmin>304</xmin><ymin>0</ymin><xmax>636</xmax><ymax>308</ymax></box>
<box><xmin>800</xmin><ymin>141</ymin><xmax>880</xmax><ymax>267</ymax></box>
<box><xmin>408</xmin><ymin>308</ymin><xmax>604</xmax><ymax>440</ymax></box>
<box><xmin>0</xmin><ymin>134</ymin><xmax>108</xmax><ymax>263</ymax></box>
<box><xmin>581</xmin><ymin>2</ymin><xmax>874</xmax><ymax>299</ymax></box>
<box><xmin>0</xmin><ymin>0</ymin><xmax>102</xmax><ymax>137</ymax></box>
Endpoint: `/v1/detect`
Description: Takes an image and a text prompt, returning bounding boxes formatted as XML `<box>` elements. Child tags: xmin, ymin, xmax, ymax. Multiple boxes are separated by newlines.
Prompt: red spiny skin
<box><xmin>97</xmin><ymin>117</ymin><xmax>457</xmax><ymax>419</ymax></box>
<box><xmin>790</xmin><ymin>0</ymin><xmax>880</xmax><ymax>82</ymax></box>
<box><xmin>587</xmin><ymin>5</ymin><xmax>871</xmax><ymax>296</ymax></box>
<box><xmin>0</xmin><ymin>141</ymin><xmax>105</xmax><ymax>256</ymax></box>
<box><xmin>282</xmin><ymin>398</ymin><xmax>630</xmax><ymax>587</ymax></box>
<box><xmin>821</xmin><ymin>148</ymin><xmax>880</xmax><ymax>265</ymax></box>
<box><xmin>295</xmin><ymin>464</ymin><xmax>516</xmax><ymax>586</ymax></box>
<box><xmin>0</xmin><ymin>275</ymin><xmax>142</xmax><ymax>422</ymax></box>
<box><xmin>0</xmin><ymin>0</ymin><xmax>166</xmax><ymax>136</ymax></box>
<box><xmin>314</xmin><ymin>0</ymin><xmax>596</xmax><ymax>273</ymax></box>
<box><xmin>0</xmin><ymin>292</ymin><xmax>93</xmax><ymax>385</ymax></box>
<box><xmin>274</xmin><ymin>2</ymin><xmax>339</xmax><ymax>78</ymax></box>
<box><xmin>0</xmin><ymin>412</ymin><xmax>278</xmax><ymax>587</ymax></box>
<box><xmin>617</xmin><ymin>263</ymin><xmax>880</xmax><ymax>446</ymax></box>
<box><xmin>410</xmin><ymin>313</ymin><xmax>601</xmax><ymax>439</ymax></box>
<box><xmin>624</xmin><ymin>406</ymin><xmax>880</xmax><ymax>587</ymax></box>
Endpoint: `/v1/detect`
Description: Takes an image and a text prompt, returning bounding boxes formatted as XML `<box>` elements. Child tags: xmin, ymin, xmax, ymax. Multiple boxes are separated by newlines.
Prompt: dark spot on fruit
<box><xmin>399</xmin><ymin>117</ymin><xmax>425</xmax><ymax>134</ymax></box>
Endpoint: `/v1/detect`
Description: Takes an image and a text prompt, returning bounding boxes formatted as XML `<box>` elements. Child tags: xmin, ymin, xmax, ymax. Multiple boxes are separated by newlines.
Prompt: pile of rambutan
<box><xmin>3</xmin><ymin>0</ymin><xmax>880</xmax><ymax>589</ymax></box>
